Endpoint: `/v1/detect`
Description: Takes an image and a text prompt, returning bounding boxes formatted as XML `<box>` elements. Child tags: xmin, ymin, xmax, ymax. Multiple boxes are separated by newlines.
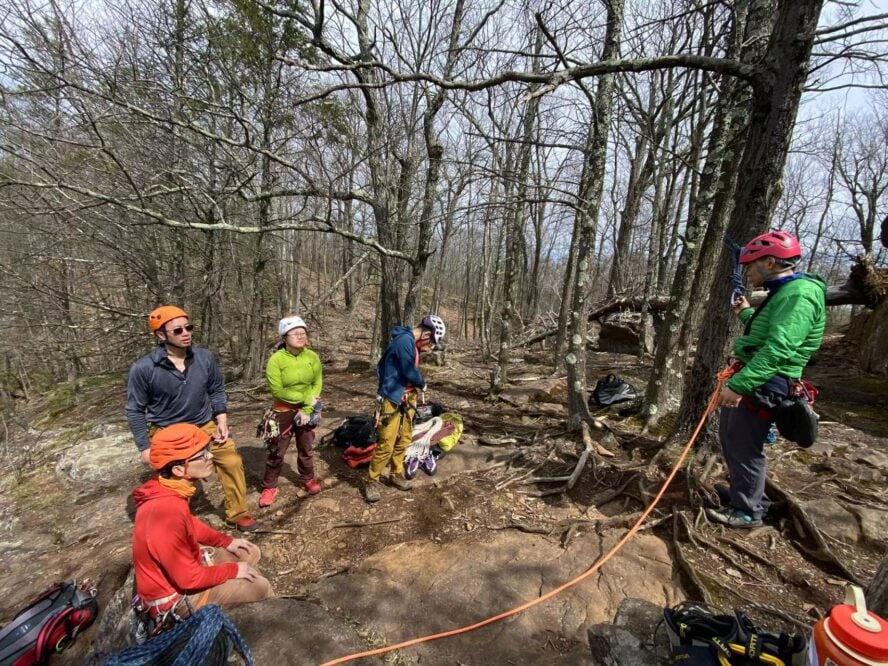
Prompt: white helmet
<box><xmin>420</xmin><ymin>314</ymin><xmax>446</xmax><ymax>344</ymax></box>
<box><xmin>278</xmin><ymin>315</ymin><xmax>307</xmax><ymax>336</ymax></box>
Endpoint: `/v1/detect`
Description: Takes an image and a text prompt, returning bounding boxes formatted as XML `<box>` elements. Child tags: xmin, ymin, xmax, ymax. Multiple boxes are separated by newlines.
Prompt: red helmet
<box><xmin>739</xmin><ymin>231</ymin><xmax>801</xmax><ymax>264</ymax></box>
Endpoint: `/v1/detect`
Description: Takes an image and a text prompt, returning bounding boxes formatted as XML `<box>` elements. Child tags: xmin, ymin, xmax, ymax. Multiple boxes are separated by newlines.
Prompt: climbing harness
<box><xmin>320</xmin><ymin>366</ymin><xmax>739</xmax><ymax>666</ymax></box>
<box><xmin>663</xmin><ymin>601</ymin><xmax>807</xmax><ymax>666</ymax></box>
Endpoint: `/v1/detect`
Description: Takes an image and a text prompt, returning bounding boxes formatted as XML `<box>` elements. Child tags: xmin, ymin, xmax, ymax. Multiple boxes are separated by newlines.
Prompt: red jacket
<box><xmin>132</xmin><ymin>479</ymin><xmax>238</xmax><ymax>603</ymax></box>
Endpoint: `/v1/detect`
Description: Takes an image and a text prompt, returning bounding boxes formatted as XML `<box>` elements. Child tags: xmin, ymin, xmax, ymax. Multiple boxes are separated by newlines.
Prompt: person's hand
<box><xmin>718</xmin><ymin>386</ymin><xmax>743</xmax><ymax>408</ymax></box>
<box><xmin>296</xmin><ymin>412</ymin><xmax>309</xmax><ymax>426</ymax></box>
<box><xmin>226</xmin><ymin>539</ymin><xmax>253</xmax><ymax>557</ymax></box>
<box><xmin>214</xmin><ymin>414</ymin><xmax>229</xmax><ymax>442</ymax></box>
<box><xmin>236</xmin><ymin>562</ymin><xmax>259</xmax><ymax>581</ymax></box>
<box><xmin>140</xmin><ymin>449</ymin><xmax>151</xmax><ymax>465</ymax></box>
<box><xmin>311</xmin><ymin>395</ymin><xmax>320</xmax><ymax>406</ymax></box>
<box><xmin>732</xmin><ymin>295</ymin><xmax>750</xmax><ymax>315</ymax></box>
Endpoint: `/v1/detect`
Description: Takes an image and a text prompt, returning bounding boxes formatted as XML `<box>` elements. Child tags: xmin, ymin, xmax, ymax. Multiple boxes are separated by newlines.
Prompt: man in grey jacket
<box><xmin>126</xmin><ymin>305</ymin><xmax>256</xmax><ymax>532</ymax></box>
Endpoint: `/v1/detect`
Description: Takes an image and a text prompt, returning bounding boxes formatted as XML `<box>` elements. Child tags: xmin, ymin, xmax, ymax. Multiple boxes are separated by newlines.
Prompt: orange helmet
<box><xmin>149</xmin><ymin>423</ymin><xmax>211</xmax><ymax>470</ymax></box>
<box><xmin>147</xmin><ymin>306</ymin><xmax>189</xmax><ymax>332</ymax></box>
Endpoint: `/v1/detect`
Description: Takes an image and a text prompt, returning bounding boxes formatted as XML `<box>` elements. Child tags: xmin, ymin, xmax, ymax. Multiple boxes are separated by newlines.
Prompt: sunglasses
<box><xmin>165</xmin><ymin>323</ymin><xmax>195</xmax><ymax>336</ymax></box>
<box><xmin>185</xmin><ymin>446</ymin><xmax>211</xmax><ymax>463</ymax></box>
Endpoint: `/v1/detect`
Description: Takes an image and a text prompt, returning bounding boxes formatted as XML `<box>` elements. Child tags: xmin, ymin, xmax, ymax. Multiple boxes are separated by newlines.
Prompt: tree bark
<box><xmin>565</xmin><ymin>0</ymin><xmax>624</xmax><ymax>428</ymax></box>
<box><xmin>675</xmin><ymin>0</ymin><xmax>826</xmax><ymax>435</ymax></box>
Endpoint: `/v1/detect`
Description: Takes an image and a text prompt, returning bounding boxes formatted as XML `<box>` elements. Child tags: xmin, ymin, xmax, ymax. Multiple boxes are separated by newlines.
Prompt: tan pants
<box><xmin>148</xmin><ymin>422</ymin><xmax>250</xmax><ymax>521</ymax></box>
<box><xmin>186</xmin><ymin>541</ymin><xmax>273</xmax><ymax>610</ymax></box>
<box><xmin>368</xmin><ymin>392</ymin><xmax>417</xmax><ymax>481</ymax></box>
<box><xmin>198</xmin><ymin>422</ymin><xmax>249</xmax><ymax>522</ymax></box>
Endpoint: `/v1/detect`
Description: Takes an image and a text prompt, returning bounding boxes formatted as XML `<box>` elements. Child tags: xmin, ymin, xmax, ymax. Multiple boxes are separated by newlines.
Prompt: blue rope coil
<box><xmin>98</xmin><ymin>604</ymin><xmax>253</xmax><ymax>666</ymax></box>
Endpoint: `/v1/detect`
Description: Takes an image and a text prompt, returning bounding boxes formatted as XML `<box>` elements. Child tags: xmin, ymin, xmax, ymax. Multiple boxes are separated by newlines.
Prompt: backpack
<box><xmin>325</xmin><ymin>416</ymin><xmax>377</xmax><ymax>449</ymax></box>
<box><xmin>591</xmin><ymin>374</ymin><xmax>638</xmax><ymax>406</ymax></box>
<box><xmin>0</xmin><ymin>580</ymin><xmax>98</xmax><ymax>666</ymax></box>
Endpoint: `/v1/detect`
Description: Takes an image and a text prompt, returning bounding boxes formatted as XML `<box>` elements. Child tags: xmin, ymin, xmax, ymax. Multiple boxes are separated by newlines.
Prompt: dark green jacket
<box><xmin>727</xmin><ymin>274</ymin><xmax>827</xmax><ymax>395</ymax></box>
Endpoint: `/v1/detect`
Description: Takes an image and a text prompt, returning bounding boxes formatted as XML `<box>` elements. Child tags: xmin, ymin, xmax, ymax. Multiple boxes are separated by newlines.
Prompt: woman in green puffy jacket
<box><xmin>259</xmin><ymin>315</ymin><xmax>323</xmax><ymax>508</ymax></box>
<box><xmin>707</xmin><ymin>231</ymin><xmax>826</xmax><ymax>529</ymax></box>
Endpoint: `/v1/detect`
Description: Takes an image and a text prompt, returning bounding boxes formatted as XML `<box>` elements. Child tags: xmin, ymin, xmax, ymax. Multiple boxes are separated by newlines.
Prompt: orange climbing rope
<box><xmin>320</xmin><ymin>366</ymin><xmax>736</xmax><ymax>666</ymax></box>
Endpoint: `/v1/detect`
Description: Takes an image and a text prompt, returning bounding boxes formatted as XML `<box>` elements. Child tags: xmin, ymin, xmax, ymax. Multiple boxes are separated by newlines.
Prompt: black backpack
<box><xmin>0</xmin><ymin>580</ymin><xmax>98</xmax><ymax>666</ymax></box>
<box><xmin>325</xmin><ymin>416</ymin><xmax>378</xmax><ymax>448</ymax></box>
<box><xmin>413</xmin><ymin>402</ymin><xmax>447</xmax><ymax>424</ymax></box>
<box><xmin>591</xmin><ymin>374</ymin><xmax>638</xmax><ymax>406</ymax></box>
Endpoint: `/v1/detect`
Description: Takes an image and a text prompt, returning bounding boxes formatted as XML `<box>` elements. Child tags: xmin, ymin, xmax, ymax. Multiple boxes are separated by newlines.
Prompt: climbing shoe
<box><xmin>227</xmin><ymin>515</ymin><xmax>258</xmax><ymax>532</ymax></box>
<box><xmin>705</xmin><ymin>506</ymin><xmax>762</xmax><ymax>528</ymax></box>
<box><xmin>421</xmin><ymin>455</ymin><xmax>437</xmax><ymax>476</ymax></box>
<box><xmin>302</xmin><ymin>479</ymin><xmax>322</xmax><ymax>495</ymax></box>
<box><xmin>258</xmin><ymin>487</ymin><xmax>278</xmax><ymax>508</ymax></box>
<box><xmin>405</xmin><ymin>457</ymin><xmax>420</xmax><ymax>480</ymax></box>
<box><xmin>363</xmin><ymin>480</ymin><xmax>382</xmax><ymax>503</ymax></box>
<box><xmin>389</xmin><ymin>475</ymin><xmax>413</xmax><ymax>491</ymax></box>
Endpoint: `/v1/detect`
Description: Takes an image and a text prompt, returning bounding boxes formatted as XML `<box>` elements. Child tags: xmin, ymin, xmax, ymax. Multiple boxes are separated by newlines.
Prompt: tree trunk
<box><xmin>675</xmin><ymin>0</ymin><xmax>826</xmax><ymax>436</ymax></box>
<box><xmin>490</xmin><ymin>27</ymin><xmax>543</xmax><ymax>395</ymax></box>
<box><xmin>565</xmin><ymin>0</ymin><xmax>624</xmax><ymax>428</ymax></box>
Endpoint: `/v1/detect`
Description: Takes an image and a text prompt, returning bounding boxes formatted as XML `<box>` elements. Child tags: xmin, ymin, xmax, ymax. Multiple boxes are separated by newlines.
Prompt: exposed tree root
<box><xmin>766</xmin><ymin>479</ymin><xmax>863</xmax><ymax>585</ymax></box>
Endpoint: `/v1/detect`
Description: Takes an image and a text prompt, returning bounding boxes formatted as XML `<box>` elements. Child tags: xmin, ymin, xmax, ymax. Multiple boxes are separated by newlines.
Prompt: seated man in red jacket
<box><xmin>132</xmin><ymin>423</ymin><xmax>272</xmax><ymax>624</ymax></box>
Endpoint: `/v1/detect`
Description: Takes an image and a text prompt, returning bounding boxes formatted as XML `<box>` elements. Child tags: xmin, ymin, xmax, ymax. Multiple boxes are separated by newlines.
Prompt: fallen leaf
<box><xmin>596</xmin><ymin>444</ymin><xmax>615</xmax><ymax>458</ymax></box>
<box><xmin>826</xmin><ymin>578</ymin><xmax>848</xmax><ymax>586</ymax></box>
<box><xmin>725</xmin><ymin>568</ymin><xmax>743</xmax><ymax>579</ymax></box>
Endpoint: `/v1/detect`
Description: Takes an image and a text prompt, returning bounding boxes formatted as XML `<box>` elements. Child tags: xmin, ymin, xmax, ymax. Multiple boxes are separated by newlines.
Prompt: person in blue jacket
<box><xmin>364</xmin><ymin>315</ymin><xmax>445</xmax><ymax>502</ymax></box>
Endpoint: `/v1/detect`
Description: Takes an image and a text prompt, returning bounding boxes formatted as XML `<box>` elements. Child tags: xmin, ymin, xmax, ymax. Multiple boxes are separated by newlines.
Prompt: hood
<box><xmin>797</xmin><ymin>272</ymin><xmax>827</xmax><ymax>293</ymax></box>
<box><xmin>390</xmin><ymin>325</ymin><xmax>413</xmax><ymax>340</ymax></box>
<box><xmin>132</xmin><ymin>478</ymin><xmax>181</xmax><ymax>507</ymax></box>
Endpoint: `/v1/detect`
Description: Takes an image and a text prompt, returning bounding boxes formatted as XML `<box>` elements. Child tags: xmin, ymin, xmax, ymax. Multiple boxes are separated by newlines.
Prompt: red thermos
<box><xmin>808</xmin><ymin>586</ymin><xmax>888</xmax><ymax>666</ymax></box>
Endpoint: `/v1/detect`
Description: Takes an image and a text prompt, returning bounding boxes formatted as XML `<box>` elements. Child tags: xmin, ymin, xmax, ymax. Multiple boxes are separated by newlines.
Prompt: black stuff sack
<box><xmin>0</xmin><ymin>580</ymin><xmax>97</xmax><ymax>666</ymax></box>
<box><xmin>325</xmin><ymin>416</ymin><xmax>378</xmax><ymax>448</ymax></box>
<box><xmin>775</xmin><ymin>398</ymin><xmax>818</xmax><ymax>448</ymax></box>
<box><xmin>591</xmin><ymin>374</ymin><xmax>638</xmax><ymax>407</ymax></box>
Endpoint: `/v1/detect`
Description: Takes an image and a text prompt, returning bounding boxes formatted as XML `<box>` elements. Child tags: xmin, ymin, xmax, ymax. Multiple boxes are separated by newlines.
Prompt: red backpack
<box><xmin>0</xmin><ymin>580</ymin><xmax>98</xmax><ymax>665</ymax></box>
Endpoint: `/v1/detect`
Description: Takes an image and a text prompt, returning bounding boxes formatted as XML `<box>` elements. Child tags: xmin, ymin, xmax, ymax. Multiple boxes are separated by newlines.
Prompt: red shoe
<box><xmin>302</xmin><ymin>479</ymin><xmax>322</xmax><ymax>495</ymax></box>
<box><xmin>227</xmin><ymin>515</ymin><xmax>258</xmax><ymax>532</ymax></box>
<box><xmin>258</xmin><ymin>487</ymin><xmax>278</xmax><ymax>508</ymax></box>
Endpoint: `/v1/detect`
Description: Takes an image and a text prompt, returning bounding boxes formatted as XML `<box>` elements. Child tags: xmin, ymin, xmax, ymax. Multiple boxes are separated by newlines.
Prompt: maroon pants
<box><xmin>262</xmin><ymin>410</ymin><xmax>316</xmax><ymax>488</ymax></box>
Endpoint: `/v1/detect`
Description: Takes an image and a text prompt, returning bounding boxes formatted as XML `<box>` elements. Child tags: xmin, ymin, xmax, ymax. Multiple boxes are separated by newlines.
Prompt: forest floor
<box><xmin>0</xmin><ymin>332</ymin><xmax>886</xmax><ymax>664</ymax></box>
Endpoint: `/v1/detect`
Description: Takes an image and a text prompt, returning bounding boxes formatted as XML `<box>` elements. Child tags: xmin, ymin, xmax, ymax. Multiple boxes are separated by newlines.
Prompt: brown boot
<box><xmin>389</xmin><ymin>475</ymin><xmax>413</xmax><ymax>491</ymax></box>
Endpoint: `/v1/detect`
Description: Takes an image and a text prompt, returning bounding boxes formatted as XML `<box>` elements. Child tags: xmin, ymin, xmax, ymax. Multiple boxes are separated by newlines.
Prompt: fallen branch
<box><xmin>325</xmin><ymin>518</ymin><xmax>401</xmax><ymax>531</ymax></box>
<box><xmin>485</xmin><ymin>521</ymin><xmax>554</xmax><ymax>536</ymax></box>
<box><xmin>518</xmin><ymin>424</ymin><xmax>594</xmax><ymax>497</ymax></box>
<box><xmin>254</xmin><ymin>529</ymin><xmax>299</xmax><ymax>535</ymax></box>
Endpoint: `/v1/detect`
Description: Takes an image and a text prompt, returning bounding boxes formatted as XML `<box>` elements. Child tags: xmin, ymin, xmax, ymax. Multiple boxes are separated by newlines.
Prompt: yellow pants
<box><xmin>198</xmin><ymin>422</ymin><xmax>249</xmax><ymax>521</ymax></box>
<box><xmin>368</xmin><ymin>393</ymin><xmax>417</xmax><ymax>481</ymax></box>
<box><xmin>150</xmin><ymin>422</ymin><xmax>249</xmax><ymax>521</ymax></box>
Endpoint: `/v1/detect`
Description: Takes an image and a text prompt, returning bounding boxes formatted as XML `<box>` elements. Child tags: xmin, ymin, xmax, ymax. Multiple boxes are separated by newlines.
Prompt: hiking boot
<box><xmin>705</xmin><ymin>506</ymin><xmax>762</xmax><ymax>529</ymax></box>
<box><xmin>227</xmin><ymin>515</ymin><xmax>258</xmax><ymax>532</ymax></box>
<box><xmin>389</xmin><ymin>475</ymin><xmax>413</xmax><ymax>491</ymax></box>
<box><xmin>302</xmin><ymin>479</ymin><xmax>322</xmax><ymax>495</ymax></box>
<box><xmin>258</xmin><ymin>487</ymin><xmax>278</xmax><ymax>508</ymax></box>
<box><xmin>363</xmin><ymin>479</ymin><xmax>382</xmax><ymax>503</ymax></box>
